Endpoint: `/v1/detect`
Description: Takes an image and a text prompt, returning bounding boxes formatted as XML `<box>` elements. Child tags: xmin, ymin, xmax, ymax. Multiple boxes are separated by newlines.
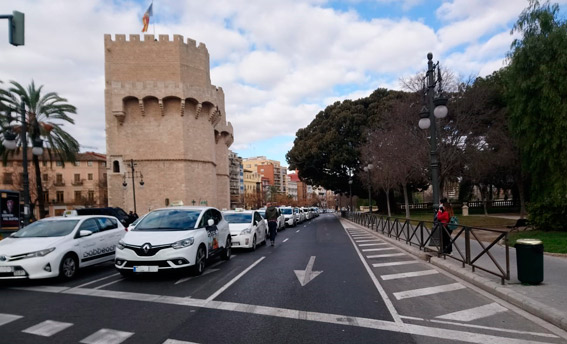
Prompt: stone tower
<box><xmin>104</xmin><ymin>34</ymin><xmax>233</xmax><ymax>213</ymax></box>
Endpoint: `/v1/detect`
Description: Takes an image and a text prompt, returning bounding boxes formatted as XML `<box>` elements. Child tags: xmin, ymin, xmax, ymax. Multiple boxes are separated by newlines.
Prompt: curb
<box><xmin>341</xmin><ymin>218</ymin><xmax>567</xmax><ymax>333</ymax></box>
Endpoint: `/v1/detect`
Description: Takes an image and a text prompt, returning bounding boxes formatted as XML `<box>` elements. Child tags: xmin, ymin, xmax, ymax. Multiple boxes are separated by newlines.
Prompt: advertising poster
<box><xmin>1</xmin><ymin>191</ymin><xmax>21</xmax><ymax>230</ymax></box>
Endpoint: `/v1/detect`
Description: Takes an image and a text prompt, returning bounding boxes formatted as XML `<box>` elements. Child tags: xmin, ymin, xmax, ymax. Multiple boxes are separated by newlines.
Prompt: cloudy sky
<box><xmin>1</xmin><ymin>0</ymin><xmax>564</xmax><ymax>167</ymax></box>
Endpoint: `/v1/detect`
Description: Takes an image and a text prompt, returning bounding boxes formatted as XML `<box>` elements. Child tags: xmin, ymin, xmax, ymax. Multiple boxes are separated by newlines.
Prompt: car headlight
<box><xmin>172</xmin><ymin>237</ymin><xmax>195</xmax><ymax>249</ymax></box>
<box><xmin>116</xmin><ymin>240</ymin><xmax>125</xmax><ymax>250</ymax></box>
<box><xmin>240</xmin><ymin>227</ymin><xmax>252</xmax><ymax>235</ymax></box>
<box><xmin>22</xmin><ymin>247</ymin><xmax>55</xmax><ymax>259</ymax></box>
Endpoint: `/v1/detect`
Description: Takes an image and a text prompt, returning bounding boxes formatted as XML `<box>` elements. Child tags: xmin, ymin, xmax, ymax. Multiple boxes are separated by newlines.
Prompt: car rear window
<box><xmin>223</xmin><ymin>213</ymin><xmax>252</xmax><ymax>224</ymax></box>
<box><xmin>280</xmin><ymin>208</ymin><xmax>293</xmax><ymax>215</ymax></box>
<box><xmin>135</xmin><ymin>209</ymin><xmax>200</xmax><ymax>231</ymax></box>
<box><xmin>13</xmin><ymin>220</ymin><xmax>79</xmax><ymax>238</ymax></box>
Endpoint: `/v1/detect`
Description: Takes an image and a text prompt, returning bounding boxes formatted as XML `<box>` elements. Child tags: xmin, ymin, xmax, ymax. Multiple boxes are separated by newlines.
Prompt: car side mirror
<box><xmin>79</xmin><ymin>230</ymin><xmax>93</xmax><ymax>237</ymax></box>
<box><xmin>207</xmin><ymin>219</ymin><xmax>214</xmax><ymax>227</ymax></box>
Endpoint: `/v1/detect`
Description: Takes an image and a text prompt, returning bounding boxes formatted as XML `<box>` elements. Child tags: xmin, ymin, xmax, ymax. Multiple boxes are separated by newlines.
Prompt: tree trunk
<box><xmin>403</xmin><ymin>183</ymin><xmax>410</xmax><ymax>219</ymax></box>
<box><xmin>385</xmin><ymin>188</ymin><xmax>391</xmax><ymax>217</ymax></box>
<box><xmin>517</xmin><ymin>179</ymin><xmax>527</xmax><ymax>219</ymax></box>
<box><xmin>481</xmin><ymin>185</ymin><xmax>489</xmax><ymax>216</ymax></box>
<box><xmin>32</xmin><ymin>155</ymin><xmax>47</xmax><ymax>219</ymax></box>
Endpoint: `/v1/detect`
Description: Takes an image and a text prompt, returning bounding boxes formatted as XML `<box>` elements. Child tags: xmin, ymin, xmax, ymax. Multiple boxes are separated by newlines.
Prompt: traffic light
<box><xmin>10</xmin><ymin>11</ymin><xmax>24</xmax><ymax>46</ymax></box>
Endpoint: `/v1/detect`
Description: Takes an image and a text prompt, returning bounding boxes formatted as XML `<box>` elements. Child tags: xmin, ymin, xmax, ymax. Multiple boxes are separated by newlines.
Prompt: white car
<box><xmin>279</xmin><ymin>207</ymin><xmax>297</xmax><ymax>227</ymax></box>
<box><xmin>0</xmin><ymin>216</ymin><xmax>125</xmax><ymax>280</ymax></box>
<box><xmin>223</xmin><ymin>210</ymin><xmax>267</xmax><ymax>250</ymax></box>
<box><xmin>115</xmin><ymin>206</ymin><xmax>231</xmax><ymax>276</ymax></box>
<box><xmin>257</xmin><ymin>208</ymin><xmax>285</xmax><ymax>231</ymax></box>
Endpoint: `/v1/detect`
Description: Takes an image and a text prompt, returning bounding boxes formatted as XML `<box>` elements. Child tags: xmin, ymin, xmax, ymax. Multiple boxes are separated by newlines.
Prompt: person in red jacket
<box><xmin>436</xmin><ymin>203</ymin><xmax>452</xmax><ymax>254</ymax></box>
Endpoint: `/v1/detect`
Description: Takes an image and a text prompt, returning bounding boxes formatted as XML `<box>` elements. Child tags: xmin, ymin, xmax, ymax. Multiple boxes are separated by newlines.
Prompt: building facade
<box><xmin>0</xmin><ymin>152</ymin><xmax>108</xmax><ymax>217</ymax></box>
<box><xmin>228</xmin><ymin>150</ymin><xmax>244</xmax><ymax>209</ymax></box>
<box><xmin>104</xmin><ymin>34</ymin><xmax>233</xmax><ymax>213</ymax></box>
<box><xmin>242</xmin><ymin>156</ymin><xmax>287</xmax><ymax>194</ymax></box>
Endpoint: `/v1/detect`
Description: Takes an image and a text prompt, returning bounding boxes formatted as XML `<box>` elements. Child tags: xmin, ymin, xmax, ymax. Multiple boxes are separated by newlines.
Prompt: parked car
<box><xmin>296</xmin><ymin>208</ymin><xmax>306</xmax><ymax>223</ymax></box>
<box><xmin>0</xmin><ymin>215</ymin><xmax>125</xmax><ymax>280</ymax></box>
<box><xmin>222</xmin><ymin>210</ymin><xmax>267</xmax><ymax>250</ymax></box>
<box><xmin>115</xmin><ymin>206</ymin><xmax>231</xmax><ymax>277</ymax></box>
<box><xmin>279</xmin><ymin>206</ymin><xmax>297</xmax><ymax>227</ymax></box>
<box><xmin>72</xmin><ymin>207</ymin><xmax>133</xmax><ymax>227</ymax></box>
<box><xmin>126</xmin><ymin>213</ymin><xmax>147</xmax><ymax>231</ymax></box>
<box><xmin>257</xmin><ymin>208</ymin><xmax>285</xmax><ymax>231</ymax></box>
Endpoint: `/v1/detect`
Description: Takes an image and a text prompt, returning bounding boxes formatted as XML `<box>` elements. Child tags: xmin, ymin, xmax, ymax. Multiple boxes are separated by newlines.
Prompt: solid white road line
<box><xmin>436</xmin><ymin>302</ymin><xmax>508</xmax><ymax>322</ymax></box>
<box><xmin>74</xmin><ymin>273</ymin><xmax>121</xmax><ymax>289</ymax></box>
<box><xmin>362</xmin><ymin>248</ymin><xmax>397</xmax><ymax>252</ymax></box>
<box><xmin>0</xmin><ymin>313</ymin><xmax>22</xmax><ymax>326</ymax></box>
<box><xmin>372</xmin><ymin>261</ymin><xmax>420</xmax><ymax>268</ymax></box>
<box><xmin>366</xmin><ymin>253</ymin><xmax>406</xmax><ymax>259</ymax></box>
<box><xmin>17</xmin><ymin>287</ymin><xmax>558</xmax><ymax>344</ymax></box>
<box><xmin>94</xmin><ymin>278</ymin><xmax>124</xmax><ymax>290</ymax></box>
<box><xmin>393</xmin><ymin>283</ymin><xmax>466</xmax><ymax>300</ymax></box>
<box><xmin>205</xmin><ymin>256</ymin><xmax>265</xmax><ymax>302</ymax></box>
<box><xmin>343</xmin><ymin>226</ymin><xmax>403</xmax><ymax>324</ymax></box>
<box><xmin>80</xmin><ymin>328</ymin><xmax>134</xmax><ymax>344</ymax></box>
<box><xmin>381</xmin><ymin>270</ymin><xmax>439</xmax><ymax>281</ymax></box>
<box><xmin>400</xmin><ymin>315</ymin><xmax>558</xmax><ymax>338</ymax></box>
<box><xmin>22</xmin><ymin>320</ymin><xmax>73</xmax><ymax>337</ymax></box>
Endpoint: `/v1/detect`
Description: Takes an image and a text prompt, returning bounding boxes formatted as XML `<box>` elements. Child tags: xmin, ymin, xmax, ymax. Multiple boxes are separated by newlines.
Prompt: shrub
<box><xmin>527</xmin><ymin>195</ymin><xmax>567</xmax><ymax>232</ymax></box>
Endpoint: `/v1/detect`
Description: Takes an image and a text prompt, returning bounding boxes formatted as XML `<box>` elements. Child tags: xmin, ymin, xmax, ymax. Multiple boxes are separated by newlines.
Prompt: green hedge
<box><xmin>528</xmin><ymin>196</ymin><xmax>567</xmax><ymax>232</ymax></box>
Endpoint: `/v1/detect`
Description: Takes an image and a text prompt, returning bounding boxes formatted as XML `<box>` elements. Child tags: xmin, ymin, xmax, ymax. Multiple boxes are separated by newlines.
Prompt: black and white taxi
<box><xmin>222</xmin><ymin>209</ymin><xmax>267</xmax><ymax>250</ymax></box>
<box><xmin>114</xmin><ymin>206</ymin><xmax>231</xmax><ymax>276</ymax></box>
<box><xmin>0</xmin><ymin>216</ymin><xmax>125</xmax><ymax>280</ymax></box>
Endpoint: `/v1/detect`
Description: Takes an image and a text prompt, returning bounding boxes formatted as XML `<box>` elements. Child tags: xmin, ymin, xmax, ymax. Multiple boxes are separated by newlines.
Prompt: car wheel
<box><xmin>222</xmin><ymin>237</ymin><xmax>231</xmax><ymax>261</ymax></box>
<box><xmin>193</xmin><ymin>246</ymin><xmax>206</xmax><ymax>275</ymax></box>
<box><xmin>250</xmin><ymin>235</ymin><xmax>257</xmax><ymax>251</ymax></box>
<box><xmin>59</xmin><ymin>254</ymin><xmax>78</xmax><ymax>280</ymax></box>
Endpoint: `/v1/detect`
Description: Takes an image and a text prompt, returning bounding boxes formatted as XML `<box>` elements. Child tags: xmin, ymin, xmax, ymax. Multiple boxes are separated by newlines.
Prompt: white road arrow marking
<box><xmin>294</xmin><ymin>256</ymin><xmax>322</xmax><ymax>286</ymax></box>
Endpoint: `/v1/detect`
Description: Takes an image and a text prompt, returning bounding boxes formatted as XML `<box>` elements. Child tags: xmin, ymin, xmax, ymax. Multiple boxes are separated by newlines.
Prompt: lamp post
<box><xmin>363</xmin><ymin>164</ymin><xmax>373</xmax><ymax>213</ymax></box>
<box><xmin>348</xmin><ymin>179</ymin><xmax>353</xmax><ymax>212</ymax></box>
<box><xmin>2</xmin><ymin>101</ymin><xmax>44</xmax><ymax>226</ymax></box>
<box><xmin>122</xmin><ymin>159</ymin><xmax>144</xmax><ymax>214</ymax></box>
<box><xmin>418</xmin><ymin>52</ymin><xmax>448</xmax><ymax>212</ymax></box>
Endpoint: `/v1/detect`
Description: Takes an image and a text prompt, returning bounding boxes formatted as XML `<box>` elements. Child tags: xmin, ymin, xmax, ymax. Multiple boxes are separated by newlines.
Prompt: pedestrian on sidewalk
<box><xmin>437</xmin><ymin>199</ymin><xmax>452</xmax><ymax>254</ymax></box>
<box><xmin>265</xmin><ymin>202</ymin><xmax>279</xmax><ymax>246</ymax></box>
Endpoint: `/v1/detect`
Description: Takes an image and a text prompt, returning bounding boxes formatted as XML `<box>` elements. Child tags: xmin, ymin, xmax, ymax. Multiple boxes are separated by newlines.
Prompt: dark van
<box><xmin>75</xmin><ymin>207</ymin><xmax>132</xmax><ymax>227</ymax></box>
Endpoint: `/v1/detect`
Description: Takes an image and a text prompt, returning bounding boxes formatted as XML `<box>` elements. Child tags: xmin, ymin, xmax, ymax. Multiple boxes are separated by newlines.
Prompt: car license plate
<box><xmin>0</xmin><ymin>266</ymin><xmax>13</xmax><ymax>273</ymax></box>
<box><xmin>133</xmin><ymin>266</ymin><xmax>158</xmax><ymax>272</ymax></box>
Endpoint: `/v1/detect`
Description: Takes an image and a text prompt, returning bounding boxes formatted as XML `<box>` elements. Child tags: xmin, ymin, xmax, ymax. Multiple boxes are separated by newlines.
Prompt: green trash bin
<box><xmin>515</xmin><ymin>239</ymin><xmax>544</xmax><ymax>285</ymax></box>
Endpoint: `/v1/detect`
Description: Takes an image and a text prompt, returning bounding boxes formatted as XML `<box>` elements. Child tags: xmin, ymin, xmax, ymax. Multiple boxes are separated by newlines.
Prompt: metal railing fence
<box><xmin>346</xmin><ymin>212</ymin><xmax>510</xmax><ymax>284</ymax></box>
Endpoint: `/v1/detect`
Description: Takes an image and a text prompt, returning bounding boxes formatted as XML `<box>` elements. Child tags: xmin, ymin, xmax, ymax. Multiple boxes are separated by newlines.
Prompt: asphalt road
<box><xmin>0</xmin><ymin>214</ymin><xmax>565</xmax><ymax>344</ymax></box>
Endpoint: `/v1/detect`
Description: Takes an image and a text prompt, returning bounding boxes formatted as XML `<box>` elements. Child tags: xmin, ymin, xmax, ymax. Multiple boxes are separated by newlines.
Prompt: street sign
<box><xmin>1</xmin><ymin>190</ymin><xmax>21</xmax><ymax>230</ymax></box>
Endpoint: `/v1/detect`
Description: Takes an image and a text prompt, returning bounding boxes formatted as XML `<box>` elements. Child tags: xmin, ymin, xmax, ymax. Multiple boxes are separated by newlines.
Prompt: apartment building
<box><xmin>242</xmin><ymin>156</ymin><xmax>287</xmax><ymax>194</ymax></box>
<box><xmin>228</xmin><ymin>151</ymin><xmax>244</xmax><ymax>209</ymax></box>
<box><xmin>0</xmin><ymin>151</ymin><xmax>108</xmax><ymax>218</ymax></box>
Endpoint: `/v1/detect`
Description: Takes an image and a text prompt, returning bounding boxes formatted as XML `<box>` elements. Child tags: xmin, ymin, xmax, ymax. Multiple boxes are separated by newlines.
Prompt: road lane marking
<box><xmin>359</xmin><ymin>243</ymin><xmax>388</xmax><ymax>247</ymax></box>
<box><xmin>80</xmin><ymin>328</ymin><xmax>134</xmax><ymax>344</ymax></box>
<box><xmin>393</xmin><ymin>283</ymin><xmax>466</xmax><ymax>300</ymax></box>
<box><xmin>436</xmin><ymin>302</ymin><xmax>508</xmax><ymax>322</ymax></box>
<box><xmin>294</xmin><ymin>256</ymin><xmax>322</xmax><ymax>286</ymax></box>
<box><xmin>381</xmin><ymin>270</ymin><xmax>439</xmax><ymax>280</ymax></box>
<box><xmin>296</xmin><ymin>230</ymin><xmax>300</xmax><ymax>232</ymax></box>
<box><xmin>22</xmin><ymin>320</ymin><xmax>73</xmax><ymax>337</ymax></box>
<box><xmin>366</xmin><ymin>253</ymin><xmax>406</xmax><ymax>259</ymax></box>
<box><xmin>23</xmin><ymin>286</ymin><xmax>557</xmax><ymax>344</ymax></box>
<box><xmin>372</xmin><ymin>261</ymin><xmax>420</xmax><ymax>267</ymax></box>
<box><xmin>400</xmin><ymin>315</ymin><xmax>557</xmax><ymax>338</ymax></box>
<box><xmin>74</xmin><ymin>273</ymin><xmax>121</xmax><ymax>289</ymax></box>
<box><xmin>355</xmin><ymin>239</ymin><xmax>382</xmax><ymax>243</ymax></box>
<box><xmin>283</xmin><ymin>238</ymin><xmax>289</xmax><ymax>243</ymax></box>
<box><xmin>0</xmin><ymin>313</ymin><xmax>22</xmax><ymax>326</ymax></box>
<box><xmin>163</xmin><ymin>340</ymin><xmax>201</xmax><ymax>344</ymax></box>
<box><xmin>94</xmin><ymin>278</ymin><xmax>124</xmax><ymax>290</ymax></box>
<box><xmin>175</xmin><ymin>268</ymin><xmax>220</xmax><ymax>285</ymax></box>
<box><xmin>362</xmin><ymin>248</ymin><xmax>397</xmax><ymax>252</ymax></box>
<box><xmin>205</xmin><ymin>256</ymin><xmax>265</xmax><ymax>302</ymax></box>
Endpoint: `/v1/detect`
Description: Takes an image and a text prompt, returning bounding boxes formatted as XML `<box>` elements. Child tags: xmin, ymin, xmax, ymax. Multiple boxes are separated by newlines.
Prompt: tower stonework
<box><xmin>104</xmin><ymin>34</ymin><xmax>233</xmax><ymax>212</ymax></box>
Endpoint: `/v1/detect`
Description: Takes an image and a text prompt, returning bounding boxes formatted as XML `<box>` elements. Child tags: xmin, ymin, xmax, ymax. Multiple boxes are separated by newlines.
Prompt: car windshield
<box><xmin>12</xmin><ymin>220</ymin><xmax>79</xmax><ymax>238</ymax></box>
<box><xmin>134</xmin><ymin>209</ymin><xmax>200</xmax><ymax>231</ymax></box>
<box><xmin>280</xmin><ymin>208</ymin><xmax>293</xmax><ymax>215</ymax></box>
<box><xmin>223</xmin><ymin>213</ymin><xmax>252</xmax><ymax>224</ymax></box>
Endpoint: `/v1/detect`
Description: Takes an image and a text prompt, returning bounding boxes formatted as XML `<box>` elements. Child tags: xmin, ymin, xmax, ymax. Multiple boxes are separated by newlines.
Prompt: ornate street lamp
<box><xmin>348</xmin><ymin>179</ymin><xmax>353</xmax><ymax>212</ymax></box>
<box><xmin>418</xmin><ymin>52</ymin><xmax>448</xmax><ymax>212</ymax></box>
<box><xmin>122</xmin><ymin>159</ymin><xmax>145</xmax><ymax>214</ymax></box>
<box><xmin>363</xmin><ymin>163</ymin><xmax>373</xmax><ymax>213</ymax></box>
<box><xmin>2</xmin><ymin>101</ymin><xmax>44</xmax><ymax>226</ymax></box>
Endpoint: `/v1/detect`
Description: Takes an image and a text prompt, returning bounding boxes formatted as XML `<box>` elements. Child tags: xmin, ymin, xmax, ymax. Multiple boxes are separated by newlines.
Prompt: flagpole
<box><xmin>152</xmin><ymin>1</ymin><xmax>155</xmax><ymax>36</ymax></box>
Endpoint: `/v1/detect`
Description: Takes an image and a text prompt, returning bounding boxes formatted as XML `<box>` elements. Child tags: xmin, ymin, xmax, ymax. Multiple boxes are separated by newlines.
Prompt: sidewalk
<box><xmin>340</xmin><ymin>216</ymin><xmax>567</xmax><ymax>333</ymax></box>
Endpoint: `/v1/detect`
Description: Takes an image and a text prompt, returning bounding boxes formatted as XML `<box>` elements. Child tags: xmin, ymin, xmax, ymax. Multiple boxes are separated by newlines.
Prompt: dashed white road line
<box><xmin>372</xmin><ymin>261</ymin><xmax>420</xmax><ymax>268</ymax></box>
<box><xmin>366</xmin><ymin>253</ymin><xmax>406</xmax><ymax>259</ymax></box>
<box><xmin>0</xmin><ymin>313</ymin><xmax>22</xmax><ymax>326</ymax></box>
<box><xmin>205</xmin><ymin>256</ymin><xmax>265</xmax><ymax>302</ymax></box>
<box><xmin>74</xmin><ymin>273</ymin><xmax>121</xmax><ymax>289</ymax></box>
<box><xmin>22</xmin><ymin>320</ymin><xmax>73</xmax><ymax>337</ymax></box>
<box><xmin>355</xmin><ymin>239</ymin><xmax>382</xmax><ymax>243</ymax></box>
<box><xmin>362</xmin><ymin>248</ymin><xmax>397</xmax><ymax>252</ymax></box>
<box><xmin>359</xmin><ymin>243</ymin><xmax>388</xmax><ymax>247</ymax></box>
<box><xmin>393</xmin><ymin>283</ymin><xmax>466</xmax><ymax>300</ymax></box>
<box><xmin>80</xmin><ymin>328</ymin><xmax>134</xmax><ymax>344</ymax></box>
<box><xmin>283</xmin><ymin>238</ymin><xmax>289</xmax><ymax>243</ymax></box>
<box><xmin>381</xmin><ymin>270</ymin><xmax>439</xmax><ymax>281</ymax></box>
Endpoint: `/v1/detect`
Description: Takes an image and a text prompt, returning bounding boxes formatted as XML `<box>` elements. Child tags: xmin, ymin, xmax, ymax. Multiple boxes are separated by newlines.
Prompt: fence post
<box><xmin>465</xmin><ymin>226</ymin><xmax>471</xmax><ymax>268</ymax></box>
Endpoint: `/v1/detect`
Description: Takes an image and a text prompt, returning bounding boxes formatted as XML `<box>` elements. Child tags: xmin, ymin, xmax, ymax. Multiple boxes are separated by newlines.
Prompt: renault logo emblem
<box><xmin>142</xmin><ymin>243</ymin><xmax>151</xmax><ymax>254</ymax></box>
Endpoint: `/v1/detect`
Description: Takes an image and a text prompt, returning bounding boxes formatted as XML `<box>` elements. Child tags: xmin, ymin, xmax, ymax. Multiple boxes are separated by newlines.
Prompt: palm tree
<box><xmin>0</xmin><ymin>80</ymin><xmax>79</xmax><ymax>219</ymax></box>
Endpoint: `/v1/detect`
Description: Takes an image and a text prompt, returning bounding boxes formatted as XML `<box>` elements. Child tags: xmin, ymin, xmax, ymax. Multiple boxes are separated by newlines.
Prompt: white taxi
<box><xmin>223</xmin><ymin>210</ymin><xmax>267</xmax><ymax>250</ymax></box>
<box><xmin>0</xmin><ymin>216</ymin><xmax>125</xmax><ymax>280</ymax></box>
<box><xmin>115</xmin><ymin>206</ymin><xmax>231</xmax><ymax>276</ymax></box>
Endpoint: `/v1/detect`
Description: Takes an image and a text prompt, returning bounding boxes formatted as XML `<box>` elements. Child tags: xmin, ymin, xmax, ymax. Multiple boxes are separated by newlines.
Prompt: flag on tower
<box><xmin>142</xmin><ymin>3</ymin><xmax>153</xmax><ymax>32</ymax></box>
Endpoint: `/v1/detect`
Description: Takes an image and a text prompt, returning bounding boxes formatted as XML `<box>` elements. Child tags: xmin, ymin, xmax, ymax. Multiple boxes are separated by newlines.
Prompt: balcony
<box><xmin>53</xmin><ymin>181</ymin><xmax>65</xmax><ymax>187</ymax></box>
<box><xmin>72</xmin><ymin>180</ymin><xmax>84</xmax><ymax>186</ymax></box>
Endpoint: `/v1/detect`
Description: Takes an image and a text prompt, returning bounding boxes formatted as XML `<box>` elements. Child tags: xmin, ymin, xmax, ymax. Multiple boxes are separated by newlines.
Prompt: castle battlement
<box><xmin>104</xmin><ymin>34</ymin><xmax>208</xmax><ymax>51</ymax></box>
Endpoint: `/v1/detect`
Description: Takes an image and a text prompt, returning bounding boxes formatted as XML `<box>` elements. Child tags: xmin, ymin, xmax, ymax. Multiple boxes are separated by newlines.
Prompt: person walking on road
<box><xmin>265</xmin><ymin>202</ymin><xmax>279</xmax><ymax>246</ymax></box>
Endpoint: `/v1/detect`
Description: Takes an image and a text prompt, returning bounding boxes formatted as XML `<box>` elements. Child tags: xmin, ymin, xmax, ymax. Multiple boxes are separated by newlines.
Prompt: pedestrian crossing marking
<box><xmin>359</xmin><ymin>243</ymin><xmax>387</xmax><ymax>247</ymax></box>
<box><xmin>355</xmin><ymin>239</ymin><xmax>382</xmax><ymax>243</ymax></box>
<box><xmin>362</xmin><ymin>247</ymin><xmax>397</xmax><ymax>252</ymax></box>
<box><xmin>163</xmin><ymin>340</ymin><xmax>201</xmax><ymax>344</ymax></box>
<box><xmin>0</xmin><ymin>313</ymin><xmax>22</xmax><ymax>326</ymax></box>
<box><xmin>393</xmin><ymin>283</ymin><xmax>466</xmax><ymax>300</ymax></box>
<box><xmin>80</xmin><ymin>328</ymin><xmax>134</xmax><ymax>344</ymax></box>
<box><xmin>373</xmin><ymin>261</ymin><xmax>419</xmax><ymax>267</ymax></box>
<box><xmin>380</xmin><ymin>270</ymin><xmax>439</xmax><ymax>280</ymax></box>
<box><xmin>22</xmin><ymin>320</ymin><xmax>73</xmax><ymax>337</ymax></box>
<box><xmin>436</xmin><ymin>302</ymin><xmax>508</xmax><ymax>322</ymax></box>
<box><xmin>366</xmin><ymin>253</ymin><xmax>406</xmax><ymax>259</ymax></box>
